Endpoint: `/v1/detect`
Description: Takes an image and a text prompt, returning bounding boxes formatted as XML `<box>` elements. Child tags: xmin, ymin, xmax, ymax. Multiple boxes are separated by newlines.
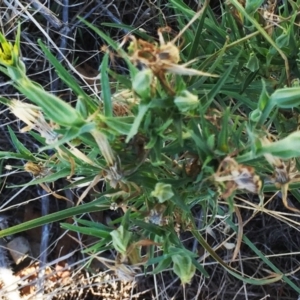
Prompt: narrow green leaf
<box><xmin>193</xmin><ymin>38</ymin><xmax>229</xmax><ymax>88</ymax></box>
<box><xmin>82</xmin><ymin>239</ymin><xmax>112</xmax><ymax>254</ymax></box>
<box><xmin>150</xmin><ymin>256</ymin><xmax>172</xmax><ymax>274</ymax></box>
<box><xmin>102</xmin><ymin>116</ymin><xmax>133</xmax><ymax>135</ymax></box>
<box><xmin>191</xmin><ymin>257</ymin><xmax>209</xmax><ymax>277</ymax></box>
<box><xmin>7</xmin><ymin>126</ymin><xmax>34</xmax><ymax>159</ymax></box>
<box><xmin>229</xmin><ymin>0</ymin><xmax>289</xmax><ymax>83</ymax></box>
<box><xmin>0</xmin><ymin>197</ymin><xmax>110</xmax><ymax>238</ymax></box>
<box><xmin>78</xmin><ymin>17</ymin><xmax>136</xmax><ymax>77</ymax></box>
<box><xmin>169</xmin><ymin>0</ymin><xmax>194</xmax><ymax>17</ymax></box>
<box><xmin>61</xmin><ymin>223</ymin><xmax>111</xmax><ymax>239</ymax></box>
<box><xmin>147</xmin><ymin>254</ymin><xmax>172</xmax><ymax>266</ymax></box>
<box><xmin>170</xmin><ymin>194</ymin><xmax>190</xmax><ymax>212</ymax></box>
<box><xmin>16</xmin><ymin>79</ymin><xmax>85</xmax><ymax>127</ymax></box>
<box><xmin>217</xmin><ymin>108</ymin><xmax>229</xmax><ymax>153</ymax></box>
<box><xmin>101</xmin><ymin>23</ymin><xmax>153</xmax><ymax>40</ymax></box>
<box><xmin>245</xmin><ymin>0</ymin><xmax>264</xmax><ymax>14</ymax></box>
<box><xmin>11</xmin><ymin>168</ymin><xmax>71</xmax><ymax>187</ymax></box>
<box><xmin>79</xmin><ymin>17</ymin><xmax>121</xmax><ymax>52</ymax></box>
<box><xmin>187</xmin><ymin>3</ymin><xmax>209</xmax><ymax>60</ymax></box>
<box><xmin>74</xmin><ymin>218</ymin><xmax>113</xmax><ymax>231</ymax></box>
<box><xmin>0</xmin><ymin>97</ymin><xmax>10</xmax><ymax>105</ymax></box>
<box><xmin>101</xmin><ymin>53</ymin><xmax>112</xmax><ymax>117</ymax></box>
<box><xmin>202</xmin><ymin>49</ymin><xmax>242</xmax><ymax>110</ymax></box>
<box><xmin>108</xmin><ymin>70</ymin><xmax>132</xmax><ymax>88</ymax></box>
<box><xmin>126</xmin><ymin>103</ymin><xmax>150</xmax><ymax>143</ymax></box>
<box><xmin>0</xmin><ymin>151</ymin><xmax>33</xmax><ymax>160</ymax></box>
<box><xmin>38</xmin><ymin>40</ymin><xmax>90</xmax><ymax>102</ymax></box>
<box><xmin>131</xmin><ymin>219</ymin><xmax>167</xmax><ymax>236</ymax></box>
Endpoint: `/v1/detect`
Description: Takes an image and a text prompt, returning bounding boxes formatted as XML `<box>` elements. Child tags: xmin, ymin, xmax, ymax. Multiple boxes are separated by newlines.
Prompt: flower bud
<box><xmin>172</xmin><ymin>254</ymin><xmax>196</xmax><ymax>284</ymax></box>
<box><xmin>270</xmin><ymin>87</ymin><xmax>300</xmax><ymax>109</ymax></box>
<box><xmin>132</xmin><ymin>68</ymin><xmax>153</xmax><ymax>100</ymax></box>
<box><xmin>257</xmin><ymin>131</ymin><xmax>300</xmax><ymax>159</ymax></box>
<box><xmin>151</xmin><ymin>182</ymin><xmax>174</xmax><ymax>203</ymax></box>
<box><xmin>174</xmin><ymin>90</ymin><xmax>199</xmax><ymax>112</ymax></box>
<box><xmin>110</xmin><ymin>225</ymin><xmax>132</xmax><ymax>255</ymax></box>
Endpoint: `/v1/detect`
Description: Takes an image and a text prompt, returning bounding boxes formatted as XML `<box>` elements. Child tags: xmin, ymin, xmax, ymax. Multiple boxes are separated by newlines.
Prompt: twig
<box><xmin>70</xmin><ymin>0</ymin><xmax>103</xmax><ymax>31</ymax></box>
<box><xmin>70</xmin><ymin>0</ymin><xmax>129</xmax><ymax>34</ymax></box>
<box><xmin>30</xmin><ymin>0</ymin><xmax>63</xmax><ymax>29</ymax></box>
<box><xmin>36</xmin><ymin>189</ymin><xmax>50</xmax><ymax>300</ymax></box>
<box><xmin>96</xmin><ymin>0</ymin><xmax>130</xmax><ymax>34</ymax></box>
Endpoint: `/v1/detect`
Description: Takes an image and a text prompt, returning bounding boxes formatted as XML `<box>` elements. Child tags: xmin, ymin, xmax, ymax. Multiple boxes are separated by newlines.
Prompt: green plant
<box><xmin>1</xmin><ymin>0</ymin><xmax>300</xmax><ymax>292</ymax></box>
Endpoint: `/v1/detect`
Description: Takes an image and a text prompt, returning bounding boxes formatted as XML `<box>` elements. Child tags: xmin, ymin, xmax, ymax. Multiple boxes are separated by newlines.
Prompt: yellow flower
<box><xmin>0</xmin><ymin>24</ymin><xmax>20</xmax><ymax>66</ymax></box>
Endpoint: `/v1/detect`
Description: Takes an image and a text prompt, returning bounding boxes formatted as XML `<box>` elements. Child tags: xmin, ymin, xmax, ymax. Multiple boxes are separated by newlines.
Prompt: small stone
<box><xmin>7</xmin><ymin>236</ymin><xmax>31</xmax><ymax>264</ymax></box>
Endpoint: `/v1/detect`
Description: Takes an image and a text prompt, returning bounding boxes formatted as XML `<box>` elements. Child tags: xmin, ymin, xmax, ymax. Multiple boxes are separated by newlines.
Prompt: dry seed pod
<box><xmin>126</xmin><ymin>32</ymin><xmax>218</xmax><ymax>95</ymax></box>
<box><xmin>261</xmin><ymin>136</ymin><xmax>300</xmax><ymax>213</ymax></box>
<box><xmin>145</xmin><ymin>204</ymin><xmax>168</xmax><ymax>226</ymax></box>
<box><xmin>24</xmin><ymin>161</ymin><xmax>46</xmax><ymax>177</ymax></box>
<box><xmin>214</xmin><ymin>157</ymin><xmax>262</xmax><ymax>197</ymax></box>
<box><xmin>121</xmin><ymin>3</ymin><xmax>218</xmax><ymax>95</ymax></box>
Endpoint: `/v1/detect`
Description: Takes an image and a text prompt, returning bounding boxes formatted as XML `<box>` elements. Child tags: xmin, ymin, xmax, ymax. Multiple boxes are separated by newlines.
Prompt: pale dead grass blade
<box><xmin>231</xmin><ymin>205</ymin><xmax>243</xmax><ymax>263</ymax></box>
